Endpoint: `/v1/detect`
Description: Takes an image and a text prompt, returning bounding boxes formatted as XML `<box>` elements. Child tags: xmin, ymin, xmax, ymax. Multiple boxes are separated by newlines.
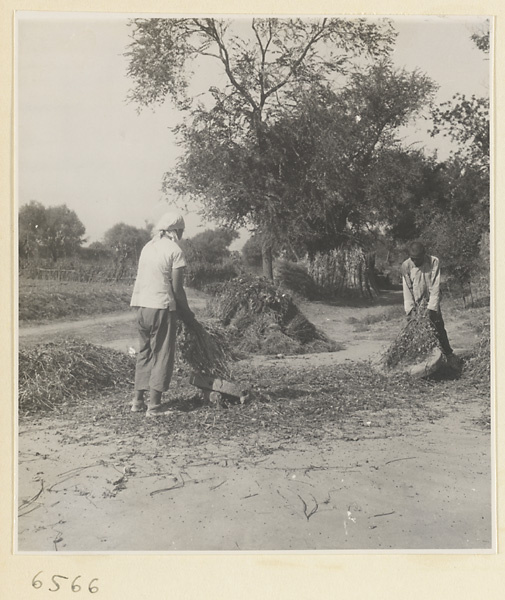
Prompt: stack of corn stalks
<box><xmin>275</xmin><ymin>260</ymin><xmax>320</xmax><ymax>300</ymax></box>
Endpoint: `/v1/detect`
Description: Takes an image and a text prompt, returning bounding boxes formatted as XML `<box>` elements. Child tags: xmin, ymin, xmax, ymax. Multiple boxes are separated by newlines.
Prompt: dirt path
<box><xmin>19</xmin><ymin>288</ymin><xmax>476</xmax><ymax>362</ymax></box>
<box><xmin>17</xmin><ymin>398</ymin><xmax>491</xmax><ymax>551</ymax></box>
<box><xmin>17</xmin><ymin>289</ymin><xmax>491</xmax><ymax>552</ymax></box>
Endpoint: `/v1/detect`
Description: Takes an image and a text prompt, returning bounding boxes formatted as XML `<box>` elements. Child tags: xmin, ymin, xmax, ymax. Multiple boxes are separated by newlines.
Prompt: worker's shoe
<box><xmin>146</xmin><ymin>403</ymin><xmax>173</xmax><ymax>418</ymax></box>
<box><xmin>446</xmin><ymin>353</ymin><xmax>461</xmax><ymax>371</ymax></box>
<box><xmin>131</xmin><ymin>391</ymin><xmax>147</xmax><ymax>412</ymax></box>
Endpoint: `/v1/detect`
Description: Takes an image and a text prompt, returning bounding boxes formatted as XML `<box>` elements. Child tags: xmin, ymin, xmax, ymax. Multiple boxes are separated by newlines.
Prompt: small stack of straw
<box><xmin>381</xmin><ymin>305</ymin><xmax>442</xmax><ymax>370</ymax></box>
<box><xmin>18</xmin><ymin>340</ymin><xmax>135</xmax><ymax>411</ymax></box>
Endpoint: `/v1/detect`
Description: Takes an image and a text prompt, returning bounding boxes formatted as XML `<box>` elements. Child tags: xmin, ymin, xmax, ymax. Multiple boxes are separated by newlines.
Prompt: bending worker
<box><xmin>130</xmin><ymin>212</ymin><xmax>194</xmax><ymax>417</ymax></box>
<box><xmin>401</xmin><ymin>241</ymin><xmax>457</xmax><ymax>364</ymax></box>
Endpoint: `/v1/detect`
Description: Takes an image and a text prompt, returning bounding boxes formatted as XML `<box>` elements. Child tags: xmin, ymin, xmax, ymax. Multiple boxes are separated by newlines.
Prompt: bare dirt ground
<box><xmin>17</xmin><ymin>289</ymin><xmax>492</xmax><ymax>552</ymax></box>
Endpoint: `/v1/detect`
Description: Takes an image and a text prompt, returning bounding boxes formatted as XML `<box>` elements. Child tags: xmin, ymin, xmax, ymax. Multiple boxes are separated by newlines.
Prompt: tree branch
<box><xmin>251</xmin><ymin>20</ymin><xmax>266</xmax><ymax>101</ymax></box>
<box><xmin>263</xmin><ymin>19</ymin><xmax>328</xmax><ymax>103</ymax></box>
<box><xmin>202</xmin><ymin>18</ymin><xmax>259</xmax><ymax>112</ymax></box>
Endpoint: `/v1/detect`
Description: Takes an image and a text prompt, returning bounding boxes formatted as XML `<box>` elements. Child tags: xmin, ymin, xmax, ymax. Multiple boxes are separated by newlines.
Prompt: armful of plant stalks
<box><xmin>172</xmin><ymin>267</ymin><xmax>195</xmax><ymax>324</ymax></box>
<box><xmin>407</xmin><ymin>299</ymin><xmax>428</xmax><ymax>319</ymax></box>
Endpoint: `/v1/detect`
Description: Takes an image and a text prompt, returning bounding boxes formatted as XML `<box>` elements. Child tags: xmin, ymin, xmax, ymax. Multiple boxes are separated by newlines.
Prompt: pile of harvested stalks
<box><xmin>381</xmin><ymin>305</ymin><xmax>442</xmax><ymax>370</ymax></box>
<box><xmin>18</xmin><ymin>339</ymin><xmax>135</xmax><ymax>411</ymax></box>
<box><xmin>207</xmin><ymin>275</ymin><xmax>335</xmax><ymax>355</ymax></box>
<box><xmin>209</xmin><ymin>275</ymin><xmax>295</xmax><ymax>325</ymax></box>
<box><xmin>176</xmin><ymin>318</ymin><xmax>234</xmax><ymax>379</ymax></box>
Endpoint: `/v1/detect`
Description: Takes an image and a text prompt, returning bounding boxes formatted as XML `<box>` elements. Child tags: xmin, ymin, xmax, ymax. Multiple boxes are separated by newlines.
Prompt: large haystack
<box><xmin>206</xmin><ymin>275</ymin><xmax>335</xmax><ymax>355</ymax></box>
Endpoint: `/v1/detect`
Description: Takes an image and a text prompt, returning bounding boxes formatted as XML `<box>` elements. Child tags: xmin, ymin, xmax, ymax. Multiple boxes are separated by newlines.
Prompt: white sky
<box><xmin>16</xmin><ymin>13</ymin><xmax>490</xmax><ymax>248</ymax></box>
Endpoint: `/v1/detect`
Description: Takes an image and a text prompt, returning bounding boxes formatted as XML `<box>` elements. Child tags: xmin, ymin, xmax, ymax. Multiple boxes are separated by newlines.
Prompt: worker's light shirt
<box><xmin>401</xmin><ymin>255</ymin><xmax>441</xmax><ymax>314</ymax></box>
<box><xmin>130</xmin><ymin>235</ymin><xmax>187</xmax><ymax>310</ymax></box>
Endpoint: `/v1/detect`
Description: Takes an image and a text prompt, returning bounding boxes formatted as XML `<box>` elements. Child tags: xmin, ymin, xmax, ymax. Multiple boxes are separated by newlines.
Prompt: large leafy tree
<box><xmin>125</xmin><ymin>17</ymin><xmax>397</xmax><ymax>277</ymax></box>
<box><xmin>170</xmin><ymin>62</ymin><xmax>435</xmax><ymax>258</ymax></box>
<box><xmin>19</xmin><ymin>201</ymin><xmax>86</xmax><ymax>261</ymax></box>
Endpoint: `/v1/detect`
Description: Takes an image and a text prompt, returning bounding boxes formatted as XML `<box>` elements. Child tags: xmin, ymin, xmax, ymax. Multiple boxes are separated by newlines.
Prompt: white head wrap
<box><xmin>154</xmin><ymin>212</ymin><xmax>185</xmax><ymax>233</ymax></box>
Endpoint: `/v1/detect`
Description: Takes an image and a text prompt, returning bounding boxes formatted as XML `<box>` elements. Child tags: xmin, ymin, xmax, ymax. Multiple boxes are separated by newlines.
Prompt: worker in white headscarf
<box><xmin>130</xmin><ymin>212</ymin><xmax>194</xmax><ymax>416</ymax></box>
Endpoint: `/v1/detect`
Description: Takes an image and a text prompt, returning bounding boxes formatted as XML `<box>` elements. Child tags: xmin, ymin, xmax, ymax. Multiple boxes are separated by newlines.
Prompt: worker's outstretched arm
<box><xmin>172</xmin><ymin>267</ymin><xmax>195</xmax><ymax>323</ymax></box>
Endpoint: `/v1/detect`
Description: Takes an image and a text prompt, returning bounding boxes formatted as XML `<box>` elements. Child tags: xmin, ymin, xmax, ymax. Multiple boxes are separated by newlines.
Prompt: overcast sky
<box><xmin>16</xmin><ymin>13</ymin><xmax>490</xmax><ymax>247</ymax></box>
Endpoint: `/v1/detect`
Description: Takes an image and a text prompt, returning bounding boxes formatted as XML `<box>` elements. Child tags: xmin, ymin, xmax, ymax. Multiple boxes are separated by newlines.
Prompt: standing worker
<box><xmin>130</xmin><ymin>212</ymin><xmax>195</xmax><ymax>417</ymax></box>
<box><xmin>401</xmin><ymin>241</ymin><xmax>458</xmax><ymax>366</ymax></box>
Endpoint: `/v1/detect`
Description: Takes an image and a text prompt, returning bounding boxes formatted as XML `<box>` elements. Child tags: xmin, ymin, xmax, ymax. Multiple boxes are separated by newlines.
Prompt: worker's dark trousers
<box><xmin>429</xmin><ymin>310</ymin><xmax>453</xmax><ymax>355</ymax></box>
<box><xmin>134</xmin><ymin>308</ymin><xmax>177</xmax><ymax>393</ymax></box>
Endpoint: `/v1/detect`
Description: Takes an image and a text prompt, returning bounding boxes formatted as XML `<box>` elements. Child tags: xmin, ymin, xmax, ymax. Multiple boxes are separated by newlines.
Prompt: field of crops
<box><xmin>19</xmin><ymin>278</ymin><xmax>133</xmax><ymax>322</ymax></box>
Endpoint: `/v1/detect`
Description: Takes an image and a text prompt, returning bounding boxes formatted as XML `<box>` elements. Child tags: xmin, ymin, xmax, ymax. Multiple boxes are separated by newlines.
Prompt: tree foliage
<box><xmin>167</xmin><ymin>60</ymin><xmax>435</xmax><ymax>262</ymax></box>
<box><xmin>471</xmin><ymin>25</ymin><xmax>490</xmax><ymax>54</ymax></box>
<box><xmin>431</xmin><ymin>93</ymin><xmax>489</xmax><ymax>174</ymax></box>
<box><xmin>425</xmin><ymin>30</ymin><xmax>490</xmax><ymax>286</ymax></box>
<box><xmin>19</xmin><ymin>201</ymin><xmax>86</xmax><ymax>261</ymax></box>
<box><xmin>180</xmin><ymin>228</ymin><xmax>239</xmax><ymax>264</ymax></box>
<box><xmin>125</xmin><ymin>17</ymin><xmax>398</xmax><ymax>277</ymax></box>
<box><xmin>126</xmin><ymin>17</ymin><xmax>397</xmax><ymax>113</ymax></box>
<box><xmin>103</xmin><ymin>223</ymin><xmax>151</xmax><ymax>262</ymax></box>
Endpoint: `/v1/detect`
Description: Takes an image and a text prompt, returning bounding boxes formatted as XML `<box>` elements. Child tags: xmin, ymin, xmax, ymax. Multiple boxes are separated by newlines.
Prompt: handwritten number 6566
<box><xmin>32</xmin><ymin>572</ymin><xmax>99</xmax><ymax>593</ymax></box>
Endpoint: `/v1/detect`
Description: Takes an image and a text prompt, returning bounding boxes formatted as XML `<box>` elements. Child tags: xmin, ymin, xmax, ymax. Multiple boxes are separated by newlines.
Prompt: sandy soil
<box><xmin>17</xmin><ymin>289</ymin><xmax>492</xmax><ymax>552</ymax></box>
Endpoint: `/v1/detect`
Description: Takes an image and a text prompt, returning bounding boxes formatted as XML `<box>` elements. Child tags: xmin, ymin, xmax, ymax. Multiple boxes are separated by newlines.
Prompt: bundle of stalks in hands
<box><xmin>176</xmin><ymin>314</ymin><xmax>234</xmax><ymax>380</ymax></box>
<box><xmin>381</xmin><ymin>303</ymin><xmax>442</xmax><ymax>370</ymax></box>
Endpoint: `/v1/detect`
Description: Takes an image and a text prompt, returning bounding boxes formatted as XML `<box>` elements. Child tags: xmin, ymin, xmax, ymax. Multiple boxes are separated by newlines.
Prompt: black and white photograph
<box><xmin>16</xmin><ymin>12</ymin><xmax>493</xmax><ymax>553</ymax></box>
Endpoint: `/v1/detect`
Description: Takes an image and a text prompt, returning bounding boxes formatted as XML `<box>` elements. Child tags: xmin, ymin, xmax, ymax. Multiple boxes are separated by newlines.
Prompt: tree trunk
<box><xmin>261</xmin><ymin>239</ymin><xmax>274</xmax><ymax>280</ymax></box>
